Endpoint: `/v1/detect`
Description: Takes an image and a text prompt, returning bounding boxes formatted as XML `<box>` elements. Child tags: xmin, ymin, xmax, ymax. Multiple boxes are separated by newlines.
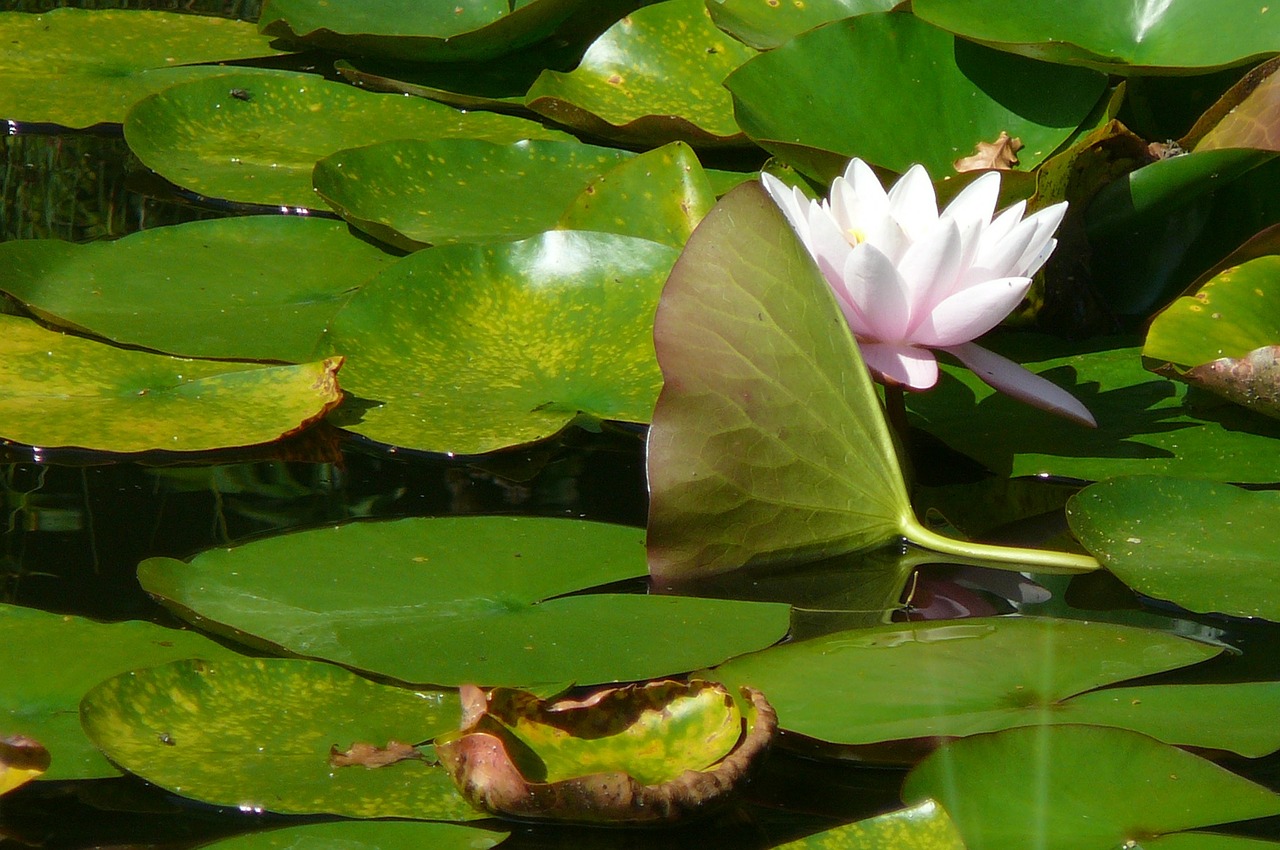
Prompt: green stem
<box><xmin>902</xmin><ymin>515</ymin><xmax>1100</xmax><ymax>574</ymax></box>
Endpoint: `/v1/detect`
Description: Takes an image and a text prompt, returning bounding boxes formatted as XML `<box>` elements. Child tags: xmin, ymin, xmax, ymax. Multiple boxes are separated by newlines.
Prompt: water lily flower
<box><xmin>762</xmin><ymin>159</ymin><xmax>1096</xmax><ymax>427</ymax></box>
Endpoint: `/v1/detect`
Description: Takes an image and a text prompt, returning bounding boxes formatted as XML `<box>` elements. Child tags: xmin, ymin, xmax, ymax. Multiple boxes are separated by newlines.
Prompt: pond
<box><xmin>4</xmin><ymin>1</ymin><xmax>1280</xmax><ymax>849</ymax></box>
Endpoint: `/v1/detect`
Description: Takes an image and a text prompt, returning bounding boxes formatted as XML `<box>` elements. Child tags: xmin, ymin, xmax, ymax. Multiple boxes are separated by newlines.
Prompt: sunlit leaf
<box><xmin>1068</xmin><ymin>475</ymin><xmax>1280</xmax><ymax>622</ymax></box>
<box><xmin>80</xmin><ymin>657</ymin><xmax>477</xmax><ymax>820</ymax></box>
<box><xmin>0</xmin><ymin>8</ymin><xmax>286</xmax><ymax>128</ymax></box>
<box><xmin>1145</xmin><ymin>257</ymin><xmax>1280</xmax><ymax>368</ymax></box>
<box><xmin>324</xmin><ymin>230</ymin><xmax>677</xmax><ymax>454</ymax></box>
<box><xmin>725</xmin><ymin>13</ymin><xmax>1106</xmax><ymax>179</ymax></box>
<box><xmin>202</xmin><ymin>821</ymin><xmax>506</xmax><ymax>850</ymax></box>
<box><xmin>525</xmin><ymin>0</ymin><xmax>756</xmax><ymax>147</ymax></box>
<box><xmin>0</xmin><ymin>315</ymin><xmax>342</xmax><ymax>453</ymax></box>
<box><xmin>0</xmin><ymin>217</ymin><xmax>395</xmax><ymax>362</ymax></box>
<box><xmin>0</xmin><ymin>603</ymin><xmax>240</xmax><ymax>780</ymax></box>
<box><xmin>1193</xmin><ymin>57</ymin><xmax>1280</xmax><ymax>151</ymax></box>
<box><xmin>776</xmin><ymin>800</ymin><xmax>966</xmax><ymax>850</ymax></box>
<box><xmin>713</xmin><ymin>617</ymin><xmax>1218</xmax><ymax>745</ymax></box>
<box><xmin>313</xmin><ymin>138</ymin><xmax>632</xmax><ymax>251</ymax></box>
<box><xmin>138</xmin><ymin>517</ymin><xmax>790</xmax><ymax>687</ymax></box>
<box><xmin>125</xmin><ymin>70</ymin><xmax>569</xmax><ymax>209</ymax></box>
<box><xmin>706</xmin><ymin>0</ymin><xmax>896</xmax><ymax>50</ymax></box>
<box><xmin>903</xmin><ymin>726</ymin><xmax>1280</xmax><ymax>850</ymax></box>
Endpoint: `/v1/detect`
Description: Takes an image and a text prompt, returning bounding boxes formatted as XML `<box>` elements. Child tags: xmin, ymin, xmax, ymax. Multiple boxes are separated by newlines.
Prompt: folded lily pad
<box><xmin>0</xmin><ymin>315</ymin><xmax>342</xmax><ymax>454</ymax></box>
<box><xmin>0</xmin><ymin>8</ymin><xmax>286</xmax><ymax>128</ymax></box>
<box><xmin>436</xmin><ymin>680</ymin><xmax>775</xmax><ymax>823</ymax></box>
<box><xmin>125</xmin><ymin>70</ymin><xmax>570</xmax><ymax>209</ymax></box>
<box><xmin>525</xmin><ymin>0</ymin><xmax>757</xmax><ymax>147</ymax></box>
<box><xmin>776</xmin><ymin>799</ymin><xmax>965</xmax><ymax>849</ymax></box>
<box><xmin>80</xmin><ymin>657</ymin><xmax>478</xmax><ymax>820</ymax></box>
<box><xmin>0</xmin><ymin>736</ymin><xmax>50</xmax><ymax>796</ymax></box>
<box><xmin>325</xmin><ymin>230</ymin><xmax>677</xmax><ymax>454</ymax></box>
<box><xmin>0</xmin><ymin>217</ymin><xmax>396</xmax><ymax>362</ymax></box>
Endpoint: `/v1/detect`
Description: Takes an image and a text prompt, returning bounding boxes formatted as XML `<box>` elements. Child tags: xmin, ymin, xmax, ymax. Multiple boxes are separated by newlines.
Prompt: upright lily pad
<box><xmin>1068</xmin><ymin>475</ymin><xmax>1280</xmax><ymax>622</ymax></box>
<box><xmin>0</xmin><ymin>217</ymin><xmax>396</xmax><ymax>362</ymax></box>
<box><xmin>524</xmin><ymin>0</ymin><xmax>757</xmax><ymax>147</ymax></box>
<box><xmin>712</xmin><ymin>617</ymin><xmax>1219</xmax><ymax>745</ymax></box>
<box><xmin>258</xmin><ymin>0</ymin><xmax>589</xmax><ymax>62</ymax></box>
<box><xmin>80</xmin><ymin>657</ymin><xmax>477</xmax><ymax>820</ymax></box>
<box><xmin>706</xmin><ymin>0</ymin><xmax>898</xmax><ymax>50</ymax></box>
<box><xmin>125</xmin><ymin>70</ymin><xmax>570</xmax><ymax>209</ymax></box>
<box><xmin>903</xmin><ymin>726</ymin><xmax>1280</xmax><ymax>850</ymax></box>
<box><xmin>203</xmin><ymin>821</ymin><xmax>506</xmax><ymax>850</ymax></box>
<box><xmin>0</xmin><ymin>603</ymin><xmax>240</xmax><ymax>781</ymax></box>
<box><xmin>776</xmin><ymin>800</ymin><xmax>966</xmax><ymax>850</ymax></box>
<box><xmin>912</xmin><ymin>0</ymin><xmax>1280</xmax><ymax>73</ymax></box>
<box><xmin>137</xmin><ymin>516</ymin><xmax>791</xmax><ymax>687</ymax></box>
<box><xmin>325</xmin><ymin>230</ymin><xmax>678</xmax><ymax>454</ymax></box>
<box><xmin>313</xmin><ymin>138</ymin><xmax>633</xmax><ymax>250</ymax></box>
<box><xmin>0</xmin><ymin>315</ymin><xmax>342</xmax><ymax>454</ymax></box>
<box><xmin>725</xmin><ymin>13</ymin><xmax>1107</xmax><ymax>179</ymax></box>
<box><xmin>0</xmin><ymin>8</ymin><xmax>287</xmax><ymax>128</ymax></box>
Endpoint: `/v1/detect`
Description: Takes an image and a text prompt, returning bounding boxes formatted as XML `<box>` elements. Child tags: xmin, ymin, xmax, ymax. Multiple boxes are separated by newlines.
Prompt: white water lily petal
<box><xmin>942</xmin><ymin>342</ymin><xmax>1097</xmax><ymax>427</ymax></box>
<box><xmin>915</xmin><ymin>276</ymin><xmax>1032</xmax><ymax>347</ymax></box>
<box><xmin>861</xmin><ymin>342</ymin><xmax>938</xmax><ymax>389</ymax></box>
<box><xmin>942</xmin><ymin>171</ymin><xmax>1001</xmax><ymax>233</ymax></box>
<box><xmin>963</xmin><ymin>213</ymin><xmax>1041</xmax><ymax>286</ymax></box>
<box><xmin>805</xmin><ymin>204</ymin><xmax>855</xmax><ymax>287</ymax></box>
<box><xmin>1015</xmin><ymin>202</ymin><xmax>1068</xmax><ymax>276</ymax></box>
<box><xmin>760</xmin><ymin>173</ymin><xmax>812</xmax><ymax>243</ymax></box>
<box><xmin>886</xmin><ymin>164</ymin><xmax>938</xmax><ymax>241</ymax></box>
<box><xmin>843</xmin><ymin>243</ymin><xmax>911</xmax><ymax>340</ymax></box>
<box><xmin>897</xmin><ymin>218</ymin><xmax>963</xmax><ymax>328</ymax></box>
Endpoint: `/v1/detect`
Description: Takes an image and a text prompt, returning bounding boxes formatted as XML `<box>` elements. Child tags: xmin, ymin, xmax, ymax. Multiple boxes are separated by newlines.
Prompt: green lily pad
<box><xmin>258</xmin><ymin>0</ymin><xmax>589</xmax><ymax>62</ymax></box>
<box><xmin>524</xmin><ymin>0</ymin><xmax>756</xmax><ymax>147</ymax></box>
<box><xmin>203</xmin><ymin>821</ymin><xmax>506</xmax><ymax>850</ymax></box>
<box><xmin>1146</xmin><ymin>257</ymin><xmax>1280</xmax><ymax>368</ymax></box>
<box><xmin>776</xmin><ymin>799</ymin><xmax>966</xmax><ymax>850</ymax></box>
<box><xmin>80</xmin><ymin>657</ymin><xmax>477</xmax><ymax>820</ymax></box>
<box><xmin>1067</xmin><ymin>475</ymin><xmax>1280</xmax><ymax>622</ymax></box>
<box><xmin>137</xmin><ymin>516</ymin><xmax>791</xmax><ymax>687</ymax></box>
<box><xmin>906</xmin><ymin>339</ymin><xmax>1280</xmax><ymax>483</ymax></box>
<box><xmin>725</xmin><ymin>12</ymin><xmax>1107</xmax><ymax>179</ymax></box>
<box><xmin>124</xmin><ymin>70</ymin><xmax>570</xmax><ymax>209</ymax></box>
<box><xmin>1141</xmin><ymin>835</ymin><xmax>1280</xmax><ymax>850</ymax></box>
<box><xmin>713</xmin><ymin>617</ymin><xmax>1219</xmax><ymax>745</ymax></box>
<box><xmin>903</xmin><ymin>726</ymin><xmax>1280</xmax><ymax>850</ymax></box>
<box><xmin>0</xmin><ymin>603</ymin><xmax>240</xmax><ymax>781</ymax></box>
<box><xmin>557</xmin><ymin>142</ymin><xmax>716</xmax><ymax>248</ymax></box>
<box><xmin>324</xmin><ymin>230</ymin><xmax>677</xmax><ymax>454</ymax></box>
<box><xmin>706</xmin><ymin>0</ymin><xmax>897</xmax><ymax>50</ymax></box>
<box><xmin>912</xmin><ymin>0</ymin><xmax>1280</xmax><ymax>74</ymax></box>
<box><xmin>0</xmin><ymin>314</ymin><xmax>342</xmax><ymax>454</ymax></box>
<box><xmin>0</xmin><ymin>217</ymin><xmax>395</xmax><ymax>362</ymax></box>
<box><xmin>313</xmin><ymin>138</ymin><xmax>633</xmax><ymax>250</ymax></box>
<box><xmin>0</xmin><ymin>8</ymin><xmax>286</xmax><ymax>128</ymax></box>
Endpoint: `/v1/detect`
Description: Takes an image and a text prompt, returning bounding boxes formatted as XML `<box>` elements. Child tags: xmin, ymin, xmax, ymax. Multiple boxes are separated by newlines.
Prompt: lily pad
<box><xmin>905</xmin><ymin>339</ymin><xmax>1280</xmax><ymax>483</ymax></box>
<box><xmin>706</xmin><ymin>0</ymin><xmax>897</xmax><ymax>50</ymax></box>
<box><xmin>80</xmin><ymin>657</ymin><xmax>477</xmax><ymax>820</ymax></box>
<box><xmin>1141</xmin><ymin>835</ymin><xmax>1280</xmax><ymax>850</ymax></box>
<box><xmin>125</xmin><ymin>70</ymin><xmax>570</xmax><ymax>209</ymax></box>
<box><xmin>557</xmin><ymin>143</ymin><xmax>716</xmax><ymax>248</ymax></box>
<box><xmin>1067</xmin><ymin>475</ymin><xmax>1280</xmax><ymax>622</ymax></box>
<box><xmin>712</xmin><ymin>617</ymin><xmax>1219</xmax><ymax>745</ymax></box>
<box><xmin>258</xmin><ymin>0</ymin><xmax>589</xmax><ymax>62</ymax></box>
<box><xmin>725</xmin><ymin>13</ymin><xmax>1107</xmax><ymax>179</ymax></box>
<box><xmin>0</xmin><ymin>603</ymin><xmax>240</xmax><ymax>780</ymax></box>
<box><xmin>324</xmin><ymin>230</ymin><xmax>678</xmax><ymax>454</ymax></box>
<box><xmin>0</xmin><ymin>217</ymin><xmax>396</xmax><ymax>362</ymax></box>
<box><xmin>0</xmin><ymin>314</ymin><xmax>342</xmax><ymax>453</ymax></box>
<box><xmin>313</xmin><ymin>138</ymin><xmax>633</xmax><ymax>250</ymax></box>
<box><xmin>0</xmin><ymin>8</ymin><xmax>286</xmax><ymax>128</ymax></box>
<box><xmin>524</xmin><ymin>0</ymin><xmax>756</xmax><ymax>147</ymax></box>
<box><xmin>1193</xmin><ymin>57</ymin><xmax>1280</xmax><ymax>152</ymax></box>
<box><xmin>0</xmin><ymin>736</ymin><xmax>49</xmax><ymax>797</ymax></box>
<box><xmin>776</xmin><ymin>799</ymin><xmax>966</xmax><ymax>850</ymax></box>
<box><xmin>436</xmin><ymin>681</ymin><xmax>775</xmax><ymax>823</ymax></box>
<box><xmin>203</xmin><ymin>821</ymin><xmax>506</xmax><ymax>850</ymax></box>
<box><xmin>137</xmin><ymin>516</ymin><xmax>791</xmax><ymax>687</ymax></box>
<box><xmin>903</xmin><ymin>725</ymin><xmax>1280</xmax><ymax>850</ymax></box>
<box><xmin>912</xmin><ymin>0</ymin><xmax>1280</xmax><ymax>74</ymax></box>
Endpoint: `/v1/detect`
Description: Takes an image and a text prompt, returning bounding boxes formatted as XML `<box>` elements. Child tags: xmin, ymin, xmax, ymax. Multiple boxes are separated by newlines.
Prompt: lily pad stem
<box><xmin>901</xmin><ymin>515</ymin><xmax>1101</xmax><ymax>574</ymax></box>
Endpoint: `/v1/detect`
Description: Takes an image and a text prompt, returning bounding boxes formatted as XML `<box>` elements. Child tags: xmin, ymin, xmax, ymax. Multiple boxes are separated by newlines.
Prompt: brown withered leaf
<box><xmin>953</xmin><ymin>131</ymin><xmax>1023</xmax><ymax>173</ymax></box>
<box><xmin>1185</xmin><ymin>346</ymin><xmax>1280</xmax><ymax>421</ymax></box>
<box><xmin>1</xmin><ymin>735</ymin><xmax>51</xmax><ymax>795</ymax></box>
<box><xmin>328</xmin><ymin>740</ymin><xmax>423</xmax><ymax>769</ymax></box>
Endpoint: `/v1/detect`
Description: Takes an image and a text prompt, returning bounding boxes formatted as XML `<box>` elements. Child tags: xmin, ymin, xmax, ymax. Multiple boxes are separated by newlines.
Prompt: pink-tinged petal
<box><xmin>842</xmin><ymin>242</ymin><xmax>911</xmax><ymax>341</ymax></box>
<box><xmin>914</xmin><ymin>276</ymin><xmax>1031</xmax><ymax>347</ymax></box>
<box><xmin>761</xmin><ymin>173</ymin><xmax>813</xmax><ymax>242</ymax></box>
<box><xmin>979</xmin><ymin>201</ymin><xmax>1026</xmax><ymax>249</ymax></box>
<box><xmin>860</xmin><ymin>213</ymin><xmax>912</xmax><ymax>265</ymax></box>
<box><xmin>941</xmin><ymin>342</ymin><xmax>1096</xmax><ymax>427</ymax></box>
<box><xmin>897</xmin><ymin>218</ymin><xmax>964</xmax><ymax>325</ymax></box>
<box><xmin>805</xmin><ymin>205</ymin><xmax>854</xmax><ymax>288</ymax></box>
<box><xmin>963</xmin><ymin>214</ymin><xmax>1040</xmax><ymax>286</ymax></box>
<box><xmin>942</xmin><ymin>171</ymin><xmax>1000</xmax><ymax>232</ymax></box>
<box><xmin>831</xmin><ymin>161</ymin><xmax>892</xmax><ymax>247</ymax></box>
<box><xmin>844</xmin><ymin>158</ymin><xmax>890</xmax><ymax>207</ymax></box>
<box><xmin>1012</xmin><ymin>202</ymin><xmax>1067</xmax><ymax>276</ymax></box>
<box><xmin>886</xmin><ymin>164</ymin><xmax>939</xmax><ymax>241</ymax></box>
<box><xmin>860</xmin><ymin>342</ymin><xmax>939</xmax><ymax>389</ymax></box>
<box><xmin>1022</xmin><ymin>237</ymin><xmax>1058</xmax><ymax>279</ymax></box>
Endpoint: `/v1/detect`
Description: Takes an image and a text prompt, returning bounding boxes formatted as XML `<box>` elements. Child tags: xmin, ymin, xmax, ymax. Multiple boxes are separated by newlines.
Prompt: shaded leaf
<box><xmin>80</xmin><ymin>657</ymin><xmax>477</xmax><ymax>820</ymax></box>
<box><xmin>776</xmin><ymin>799</ymin><xmax>966</xmax><ymax>850</ymax></box>
<box><xmin>1140</xmin><ymin>834</ymin><xmax>1280</xmax><ymax>850</ymax></box>
<box><xmin>1184</xmin><ymin>348</ymin><xmax>1280</xmax><ymax>420</ymax></box>
<box><xmin>706</xmin><ymin>0</ymin><xmax>897</xmax><ymax>51</ymax></box>
<box><xmin>203</xmin><ymin>821</ymin><xmax>506</xmax><ymax>850</ymax></box>
<box><xmin>324</xmin><ymin>230</ymin><xmax>677</xmax><ymax>454</ymax></box>
<box><xmin>0</xmin><ymin>736</ymin><xmax>50</xmax><ymax>796</ymax></box>
<box><xmin>1068</xmin><ymin>475</ymin><xmax>1280</xmax><ymax>622</ymax></box>
<box><xmin>903</xmin><ymin>726</ymin><xmax>1280</xmax><ymax>850</ymax></box>
<box><xmin>0</xmin><ymin>217</ymin><xmax>395</xmax><ymax>363</ymax></box>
